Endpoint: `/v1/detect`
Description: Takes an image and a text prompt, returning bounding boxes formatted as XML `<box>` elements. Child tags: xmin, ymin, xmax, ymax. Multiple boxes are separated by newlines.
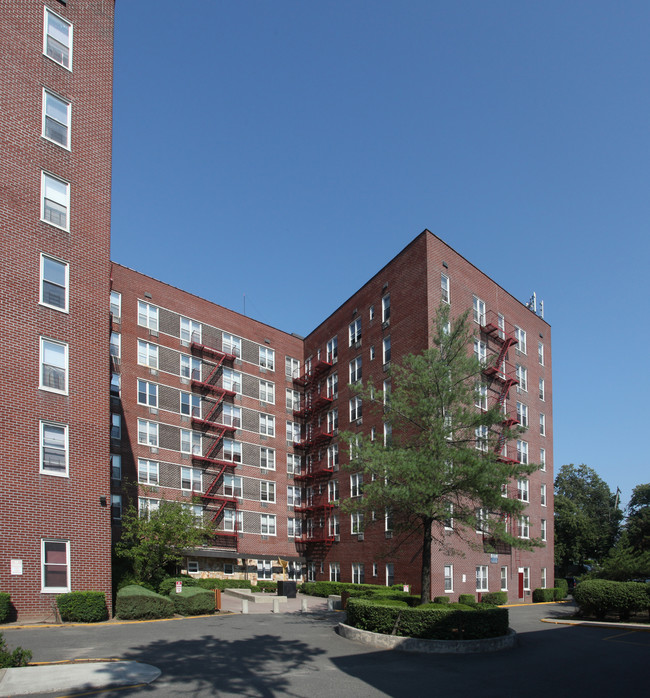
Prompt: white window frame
<box><xmin>444</xmin><ymin>564</ymin><xmax>453</xmax><ymax>592</ymax></box>
<box><xmin>541</xmin><ymin>567</ymin><xmax>547</xmax><ymax>589</ymax></box>
<box><xmin>180</xmin><ymin>428</ymin><xmax>202</xmax><ymax>455</ymax></box>
<box><xmin>441</xmin><ymin>273</ymin><xmax>450</xmax><ymax>303</ymax></box>
<box><xmin>286</xmin><ymin>388</ymin><xmax>300</xmax><ymax>411</ymax></box>
<box><xmin>110</xmin><ymin>332</ymin><xmax>121</xmax><ymax>359</ymax></box>
<box><xmin>382</xmin><ymin>294</ymin><xmax>391</xmax><ymax>323</ymax></box>
<box><xmin>259</xmin><ymin>380</ymin><xmax>275</xmax><ymax>403</ymax></box>
<box><xmin>137</xmin><ymin>340</ymin><xmax>159</xmax><ymax>369</ymax></box>
<box><xmin>350</xmin><ymin>473</ymin><xmax>362</xmax><ymax>498</ymax></box>
<box><xmin>260</xmin><ymin>481</ymin><xmax>276</xmax><ymax>503</ymax></box>
<box><xmin>41</xmin><ymin>539</ymin><xmax>70</xmax><ymax>593</ymax></box>
<box><xmin>352</xmin><ymin>563</ymin><xmax>364</xmax><ymax>584</ymax></box>
<box><xmin>286</xmin><ymin>421</ymin><xmax>300</xmax><ymax>443</ymax></box>
<box><xmin>260</xmin><ymin>514</ymin><xmax>277</xmax><ymax>536</ymax></box>
<box><xmin>349</xmin><ymin>396</ymin><xmax>362</xmax><ymax>421</ymax></box>
<box><xmin>326</xmin><ymin>337</ymin><xmax>338</xmax><ymax>363</ymax></box>
<box><xmin>137</xmin><ymin>419</ymin><xmax>159</xmax><ymax>447</ymax></box>
<box><xmin>43</xmin><ymin>7</ymin><xmax>73</xmax><ymax>70</ymax></box>
<box><xmin>500</xmin><ymin>566</ymin><xmax>508</xmax><ymax>591</ymax></box>
<box><xmin>539</xmin><ymin>378</ymin><xmax>545</xmax><ymax>401</ymax></box>
<box><xmin>327</xmin><ymin>443</ymin><xmax>339</xmax><ymax>469</ymax></box>
<box><xmin>40</xmin><ymin>337</ymin><xmax>68</xmax><ymax>394</ymax></box>
<box><xmin>259</xmin><ymin>414</ymin><xmax>275</xmax><ymax>437</ymax></box>
<box><xmin>180</xmin><ymin>354</ymin><xmax>202</xmax><ymax>381</ymax></box>
<box><xmin>259</xmin><ymin>347</ymin><xmax>275</xmax><ymax>371</ymax></box>
<box><xmin>328</xmin><ymin>479</ymin><xmax>339</xmax><ymax>502</ymax></box>
<box><xmin>260</xmin><ymin>447</ymin><xmax>276</xmax><ymax>470</ymax></box>
<box><xmin>517</xmin><ymin>440</ymin><xmax>529</xmax><ymax>465</ymax></box>
<box><xmin>180</xmin><ymin>316</ymin><xmax>201</xmax><ymax>344</ymax></box>
<box><xmin>540</xmin><ymin>413</ymin><xmax>546</xmax><ymax>436</ymax></box>
<box><xmin>42</xmin><ymin>88</ymin><xmax>71</xmax><ymax>149</ymax></box>
<box><xmin>137</xmin><ymin>380</ymin><xmax>158</xmax><ymax>408</ymax></box>
<box><xmin>351</xmin><ymin>512</ymin><xmax>364</xmax><ymax>535</ymax></box>
<box><xmin>223</xmin><ymin>509</ymin><xmax>243</xmax><ymax>532</ymax></box>
<box><xmin>181</xmin><ymin>466</ymin><xmax>202</xmax><ymax>492</ymax></box>
<box><xmin>516</xmin><ymin>365</ymin><xmax>528</xmax><ymax>392</ymax></box>
<box><xmin>327</xmin><ymin>409</ymin><xmax>338</xmax><ymax>433</ymax></box>
<box><xmin>473</xmin><ymin>295</ymin><xmax>486</xmax><ymax>325</ymax></box>
<box><xmin>138</xmin><ymin>458</ymin><xmax>159</xmax><ymax>485</ymax></box>
<box><xmin>476</xmin><ymin>565</ymin><xmax>489</xmax><ymax>592</ymax></box>
<box><xmin>110</xmin><ymin>290</ymin><xmax>121</xmax><ymax>320</ymax></box>
<box><xmin>515</xmin><ymin>326</ymin><xmax>527</xmax><ymax>354</ymax></box>
<box><xmin>327</xmin><ymin>373</ymin><xmax>338</xmax><ymax>399</ymax></box>
<box><xmin>222</xmin><ymin>333</ymin><xmax>241</xmax><ymax>357</ymax></box>
<box><xmin>474</xmin><ymin>339</ymin><xmax>487</xmax><ymax>365</ymax></box>
<box><xmin>41</xmin><ymin>171</ymin><xmax>69</xmax><ymax>230</ymax></box>
<box><xmin>349</xmin><ymin>317</ymin><xmax>362</xmax><ymax>346</ymax></box>
<box><xmin>329</xmin><ymin>562</ymin><xmax>341</xmax><ymax>582</ymax></box>
<box><xmin>139</xmin><ymin>497</ymin><xmax>160</xmax><ymax>519</ymax></box>
<box><xmin>137</xmin><ymin>301</ymin><xmax>159</xmax><ymax>332</ymax></box>
<box><xmin>520</xmin><ymin>566</ymin><xmax>531</xmax><ymax>591</ymax></box>
<box><xmin>287</xmin><ymin>453</ymin><xmax>301</xmax><ymax>475</ymax></box>
<box><xmin>516</xmin><ymin>402</ymin><xmax>528</xmax><ymax>427</ymax></box>
<box><xmin>223</xmin><ymin>368</ymin><xmax>242</xmax><ymax>394</ymax></box>
<box><xmin>517</xmin><ymin>478</ymin><xmax>529</xmax><ymax>502</ymax></box>
<box><xmin>541</xmin><ymin>518</ymin><xmax>547</xmax><ymax>542</ymax></box>
<box><xmin>223</xmin><ymin>439</ymin><xmax>242</xmax><ymax>463</ymax></box>
<box><xmin>518</xmin><ymin>516</ymin><xmax>530</xmax><ymax>540</ymax></box>
<box><xmin>538</xmin><ymin>341</ymin><xmax>545</xmax><ymax>366</ymax></box>
<box><xmin>349</xmin><ymin>357</ymin><xmax>362</xmax><ymax>383</ymax></box>
<box><xmin>541</xmin><ymin>483</ymin><xmax>547</xmax><ymax>507</ymax></box>
<box><xmin>40</xmin><ymin>421</ymin><xmax>68</xmax><ymax>477</ymax></box>
<box><xmin>40</xmin><ymin>254</ymin><xmax>69</xmax><ymax>312</ymax></box>
<box><xmin>180</xmin><ymin>391</ymin><xmax>200</xmax><ymax>417</ymax></box>
<box><xmin>222</xmin><ymin>403</ymin><xmax>241</xmax><ymax>428</ymax></box>
<box><xmin>540</xmin><ymin>448</ymin><xmax>546</xmax><ymax>471</ymax></box>
<box><xmin>223</xmin><ymin>474</ymin><xmax>243</xmax><ymax>498</ymax></box>
<box><xmin>383</xmin><ymin>336</ymin><xmax>391</xmax><ymax>365</ymax></box>
<box><xmin>287</xmin><ymin>486</ymin><xmax>301</xmax><ymax>507</ymax></box>
<box><xmin>329</xmin><ymin>514</ymin><xmax>340</xmax><ymax>537</ymax></box>
<box><xmin>285</xmin><ymin>356</ymin><xmax>300</xmax><ymax>379</ymax></box>
<box><xmin>111</xmin><ymin>373</ymin><xmax>121</xmax><ymax>397</ymax></box>
<box><xmin>475</xmin><ymin>383</ymin><xmax>488</xmax><ymax>410</ymax></box>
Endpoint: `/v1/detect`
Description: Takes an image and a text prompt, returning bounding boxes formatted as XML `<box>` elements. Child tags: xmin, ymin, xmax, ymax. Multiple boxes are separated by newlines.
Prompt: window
<box><xmin>259</xmin><ymin>380</ymin><xmax>275</xmax><ymax>403</ymax></box>
<box><xmin>444</xmin><ymin>503</ymin><xmax>454</xmax><ymax>530</ymax></box>
<box><xmin>110</xmin><ymin>290</ymin><xmax>121</xmax><ymax>320</ymax></box>
<box><xmin>42</xmin><ymin>89</ymin><xmax>70</xmax><ymax>148</ymax></box>
<box><xmin>111</xmin><ymin>453</ymin><xmax>122</xmax><ymax>480</ymax></box>
<box><xmin>222</xmin><ymin>404</ymin><xmax>241</xmax><ymax>428</ymax></box>
<box><xmin>540</xmin><ymin>448</ymin><xmax>546</xmax><ymax>471</ymax></box>
<box><xmin>383</xmin><ymin>336</ymin><xmax>391</xmax><ymax>365</ymax></box>
<box><xmin>327</xmin><ymin>443</ymin><xmax>339</xmax><ymax>469</ymax></box>
<box><xmin>286</xmin><ymin>421</ymin><xmax>301</xmax><ymax>443</ymax></box>
<box><xmin>287</xmin><ymin>485</ymin><xmax>301</xmax><ymax>507</ymax></box>
<box><xmin>40</xmin><ymin>338</ymin><xmax>67</xmax><ymax>393</ymax></box>
<box><xmin>541</xmin><ymin>483</ymin><xmax>547</xmax><ymax>507</ymax></box>
<box><xmin>259</xmin><ymin>414</ymin><xmax>275</xmax><ymax>437</ymax></box>
<box><xmin>328</xmin><ymin>479</ymin><xmax>339</xmax><ymax>502</ymax></box>
<box><xmin>441</xmin><ymin>273</ymin><xmax>450</xmax><ymax>303</ymax></box>
<box><xmin>138</xmin><ymin>459</ymin><xmax>159</xmax><ymax>485</ymax></box>
<box><xmin>500</xmin><ymin>566</ymin><xmax>508</xmax><ymax>591</ymax></box>
<box><xmin>516</xmin><ymin>402</ymin><xmax>528</xmax><ymax>427</ymax></box>
<box><xmin>223</xmin><ymin>474</ymin><xmax>242</xmax><ymax>498</ymax></box>
<box><xmin>539</xmin><ymin>378</ymin><xmax>545</xmax><ymax>401</ymax></box>
<box><xmin>110</xmin><ymin>332</ymin><xmax>121</xmax><ymax>359</ymax></box>
<box><xmin>517</xmin><ymin>440</ymin><xmax>528</xmax><ymax>465</ymax></box>
<box><xmin>259</xmin><ymin>347</ymin><xmax>275</xmax><ymax>370</ymax></box>
<box><xmin>517</xmin><ymin>479</ymin><xmax>529</xmax><ymax>502</ymax></box>
<box><xmin>257</xmin><ymin>560</ymin><xmax>272</xmax><ymax>579</ymax></box>
<box><xmin>327</xmin><ymin>409</ymin><xmax>338</xmax><ymax>433</ymax></box>
<box><xmin>516</xmin><ymin>365</ymin><xmax>527</xmax><ymax>392</ymax></box>
<box><xmin>476</xmin><ymin>508</ymin><xmax>489</xmax><ymax>533</ymax></box>
<box><xmin>323</xmin><ymin>374</ymin><xmax>337</xmax><ymax>401</ymax></box>
<box><xmin>443</xmin><ymin>564</ymin><xmax>454</xmax><ymax>592</ymax></box>
<box><xmin>287</xmin><ymin>453</ymin><xmax>301</xmax><ymax>475</ymax></box>
<box><xmin>538</xmin><ymin>341</ymin><xmax>544</xmax><ymax>365</ymax></box>
<box><xmin>223</xmin><ymin>509</ymin><xmax>243</xmax><ymax>532</ymax></box>
<box><xmin>41</xmin><ymin>540</ymin><xmax>70</xmax><ymax>592</ymax></box>
<box><xmin>112</xmin><ymin>495</ymin><xmax>122</xmax><ymax>521</ymax></box>
<box><xmin>41</xmin><ymin>172</ymin><xmax>69</xmax><ymax>229</ymax></box>
<box><xmin>41</xmin><ymin>421</ymin><xmax>68</xmax><ymax>476</ymax></box>
<box><xmin>385</xmin><ymin>563</ymin><xmax>395</xmax><ymax>587</ymax></box>
<box><xmin>475</xmin><ymin>383</ymin><xmax>488</xmax><ymax>410</ymax></box>
<box><xmin>138</xmin><ymin>301</ymin><xmax>159</xmax><ymax>332</ymax></box>
<box><xmin>369</xmin><ymin>346</ymin><xmax>375</xmax><ymax>360</ymax></box>
<box><xmin>286</xmin><ymin>388</ymin><xmax>300</xmax><ymax>411</ymax></box>
<box><xmin>287</xmin><ymin>517</ymin><xmax>302</xmax><ymax>538</ymax></box>
<box><xmin>385</xmin><ymin>508</ymin><xmax>393</xmax><ymax>532</ymax></box>
<box><xmin>180</xmin><ymin>428</ymin><xmax>201</xmax><ymax>455</ymax></box>
<box><xmin>351</xmin><ymin>512</ymin><xmax>363</xmax><ymax>534</ymax></box>
<box><xmin>350</xmin><ymin>473</ymin><xmax>362</xmax><ymax>498</ymax></box>
<box><xmin>223</xmin><ymin>368</ymin><xmax>242</xmax><ymax>394</ymax></box>
<box><xmin>521</xmin><ymin>567</ymin><xmax>531</xmax><ymax>591</ymax></box>
<box><xmin>222</xmin><ymin>333</ymin><xmax>241</xmax><ymax>357</ymax></box>
<box><xmin>515</xmin><ymin>326</ymin><xmax>527</xmax><ymax>354</ymax></box>
<box><xmin>473</xmin><ymin>295</ymin><xmax>486</xmax><ymax>325</ymax></box>
<box><xmin>382</xmin><ymin>294</ymin><xmax>390</xmax><ymax>323</ymax></box>
<box><xmin>285</xmin><ymin>356</ymin><xmax>300</xmax><ymax>379</ymax></box>
<box><xmin>180</xmin><ymin>317</ymin><xmax>201</xmax><ymax>344</ymax></box>
<box><xmin>384</xmin><ymin>422</ymin><xmax>392</xmax><ymax>447</ymax></box>
<box><xmin>349</xmin><ymin>317</ymin><xmax>362</xmax><ymax>346</ymax></box>
<box><xmin>138</xmin><ymin>497</ymin><xmax>160</xmax><ymax>519</ymax></box>
<box><xmin>44</xmin><ymin>8</ymin><xmax>72</xmax><ymax>69</ymax></box>
<box><xmin>180</xmin><ymin>355</ymin><xmax>201</xmax><ymax>380</ymax></box>
<box><xmin>181</xmin><ymin>467</ymin><xmax>202</xmax><ymax>492</ymax></box>
<box><xmin>326</xmin><ymin>337</ymin><xmax>338</xmax><ymax>363</ymax></box>
<box><xmin>474</xmin><ymin>339</ymin><xmax>487</xmax><ymax>365</ymax></box>
<box><xmin>475</xmin><ymin>425</ymin><xmax>488</xmax><ymax>451</ymax></box>
<box><xmin>261</xmin><ymin>514</ymin><xmax>276</xmax><ymax>536</ymax></box>
<box><xmin>540</xmin><ymin>413</ymin><xmax>546</xmax><ymax>436</ymax></box>
<box><xmin>518</xmin><ymin>515</ymin><xmax>530</xmax><ymax>539</ymax></box>
<box><xmin>187</xmin><ymin>560</ymin><xmax>199</xmax><ymax>574</ymax></box>
<box><xmin>138</xmin><ymin>419</ymin><xmax>158</xmax><ymax>447</ymax></box>
<box><xmin>541</xmin><ymin>567</ymin><xmax>547</xmax><ymax>589</ymax></box>
<box><xmin>330</xmin><ymin>562</ymin><xmax>341</xmax><ymax>582</ymax></box>
<box><xmin>40</xmin><ymin>255</ymin><xmax>68</xmax><ymax>310</ymax></box>
<box><xmin>111</xmin><ymin>372</ymin><xmax>121</xmax><ymax>397</ymax></box>
<box><xmin>352</xmin><ymin>563</ymin><xmax>365</xmax><ymax>584</ymax></box>
<box><xmin>349</xmin><ymin>357</ymin><xmax>362</xmax><ymax>384</ymax></box>
<box><xmin>349</xmin><ymin>396</ymin><xmax>362</xmax><ymax>421</ymax></box>
<box><xmin>329</xmin><ymin>514</ymin><xmax>340</xmax><ymax>537</ymax></box>
<box><xmin>369</xmin><ymin>305</ymin><xmax>375</xmax><ymax>321</ymax></box>
<box><xmin>180</xmin><ymin>391</ymin><xmax>200</xmax><ymax>417</ymax></box>
<box><xmin>260</xmin><ymin>447</ymin><xmax>275</xmax><ymax>470</ymax></box>
<box><xmin>476</xmin><ymin>565</ymin><xmax>489</xmax><ymax>591</ymax></box>
<box><xmin>223</xmin><ymin>439</ymin><xmax>242</xmax><ymax>463</ymax></box>
<box><xmin>138</xmin><ymin>340</ymin><xmax>158</xmax><ymax>369</ymax></box>
<box><xmin>541</xmin><ymin>518</ymin><xmax>547</xmax><ymax>542</ymax></box>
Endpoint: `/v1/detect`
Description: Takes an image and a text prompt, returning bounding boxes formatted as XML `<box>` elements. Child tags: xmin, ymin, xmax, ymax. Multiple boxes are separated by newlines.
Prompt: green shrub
<box><xmin>0</xmin><ymin>593</ymin><xmax>11</xmax><ymax>623</ymax></box>
<box><xmin>196</xmin><ymin>578</ymin><xmax>252</xmax><ymax>591</ymax></box>
<box><xmin>158</xmin><ymin>576</ymin><xmax>199</xmax><ymax>596</ymax></box>
<box><xmin>256</xmin><ymin>581</ymin><xmax>278</xmax><ymax>593</ymax></box>
<box><xmin>554</xmin><ymin>579</ymin><xmax>568</xmax><ymax>599</ymax></box>
<box><xmin>574</xmin><ymin>580</ymin><xmax>649</xmax><ymax>620</ymax></box>
<box><xmin>0</xmin><ymin>632</ymin><xmax>31</xmax><ymax>668</ymax></box>
<box><xmin>553</xmin><ymin>587</ymin><xmax>566</xmax><ymax>601</ymax></box>
<box><xmin>301</xmin><ymin>581</ymin><xmax>409</xmax><ymax>598</ymax></box>
<box><xmin>480</xmin><ymin>592</ymin><xmax>508</xmax><ymax>605</ymax></box>
<box><xmin>433</xmin><ymin>596</ymin><xmax>450</xmax><ymax>604</ymax></box>
<box><xmin>116</xmin><ymin>585</ymin><xmax>174</xmax><ymax>620</ymax></box>
<box><xmin>458</xmin><ymin>594</ymin><xmax>476</xmax><ymax>606</ymax></box>
<box><xmin>116</xmin><ymin>578</ymin><xmax>156</xmax><ymax>593</ymax></box>
<box><xmin>346</xmin><ymin>598</ymin><xmax>508</xmax><ymax>640</ymax></box>
<box><xmin>56</xmin><ymin>592</ymin><xmax>108</xmax><ymax>622</ymax></box>
<box><xmin>532</xmin><ymin>588</ymin><xmax>556</xmax><ymax>603</ymax></box>
<box><xmin>169</xmin><ymin>587</ymin><xmax>214</xmax><ymax>616</ymax></box>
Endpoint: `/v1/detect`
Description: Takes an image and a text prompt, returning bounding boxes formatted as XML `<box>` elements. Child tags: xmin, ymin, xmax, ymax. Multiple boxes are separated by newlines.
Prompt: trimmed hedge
<box><xmin>480</xmin><ymin>592</ymin><xmax>508</xmax><ymax>605</ymax></box>
<box><xmin>158</xmin><ymin>577</ymin><xmax>200</xmax><ymax>595</ymax></box>
<box><xmin>553</xmin><ymin>587</ymin><xmax>566</xmax><ymax>601</ymax></box>
<box><xmin>532</xmin><ymin>588</ymin><xmax>556</xmax><ymax>603</ymax></box>
<box><xmin>169</xmin><ymin>587</ymin><xmax>215</xmax><ymax>616</ymax></box>
<box><xmin>459</xmin><ymin>594</ymin><xmax>476</xmax><ymax>605</ymax></box>
<box><xmin>433</xmin><ymin>596</ymin><xmax>450</xmax><ymax>604</ymax></box>
<box><xmin>56</xmin><ymin>592</ymin><xmax>108</xmax><ymax>622</ymax></box>
<box><xmin>554</xmin><ymin>579</ymin><xmax>568</xmax><ymax>599</ymax></box>
<box><xmin>116</xmin><ymin>585</ymin><xmax>174</xmax><ymax>620</ymax></box>
<box><xmin>573</xmin><ymin>580</ymin><xmax>649</xmax><ymax>620</ymax></box>
<box><xmin>346</xmin><ymin>598</ymin><xmax>509</xmax><ymax>640</ymax></box>
<box><xmin>0</xmin><ymin>593</ymin><xmax>10</xmax><ymax>623</ymax></box>
<box><xmin>301</xmin><ymin>582</ymin><xmax>405</xmax><ymax>598</ymax></box>
<box><xmin>196</xmin><ymin>579</ymin><xmax>253</xmax><ymax>591</ymax></box>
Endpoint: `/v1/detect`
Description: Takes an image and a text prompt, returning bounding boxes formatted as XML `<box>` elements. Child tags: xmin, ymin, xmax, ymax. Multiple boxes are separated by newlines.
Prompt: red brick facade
<box><xmin>0</xmin><ymin>1</ymin><xmax>115</xmax><ymax>619</ymax></box>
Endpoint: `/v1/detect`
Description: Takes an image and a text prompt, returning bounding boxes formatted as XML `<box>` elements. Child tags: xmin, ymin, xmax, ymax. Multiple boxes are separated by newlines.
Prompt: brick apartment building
<box><xmin>1</xmin><ymin>2</ymin><xmax>552</xmax><ymax>619</ymax></box>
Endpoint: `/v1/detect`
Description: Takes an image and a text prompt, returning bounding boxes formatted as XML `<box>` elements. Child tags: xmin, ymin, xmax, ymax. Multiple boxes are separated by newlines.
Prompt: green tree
<box><xmin>626</xmin><ymin>483</ymin><xmax>650</xmax><ymax>553</ymax></box>
<box><xmin>115</xmin><ymin>500</ymin><xmax>211</xmax><ymax>587</ymax></box>
<box><xmin>554</xmin><ymin>464</ymin><xmax>622</xmax><ymax>575</ymax></box>
<box><xmin>342</xmin><ymin>305</ymin><xmax>539</xmax><ymax>604</ymax></box>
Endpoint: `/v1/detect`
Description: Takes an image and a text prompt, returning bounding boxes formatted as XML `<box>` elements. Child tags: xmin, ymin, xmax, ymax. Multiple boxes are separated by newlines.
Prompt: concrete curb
<box><xmin>541</xmin><ymin>618</ymin><xmax>650</xmax><ymax>632</ymax></box>
<box><xmin>337</xmin><ymin>623</ymin><xmax>517</xmax><ymax>654</ymax></box>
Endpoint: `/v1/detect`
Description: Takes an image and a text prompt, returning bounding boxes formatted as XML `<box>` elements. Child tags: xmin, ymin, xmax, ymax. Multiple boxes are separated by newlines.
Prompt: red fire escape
<box><xmin>190</xmin><ymin>336</ymin><xmax>240</xmax><ymax>550</ymax></box>
<box><xmin>292</xmin><ymin>358</ymin><xmax>337</xmax><ymax>559</ymax></box>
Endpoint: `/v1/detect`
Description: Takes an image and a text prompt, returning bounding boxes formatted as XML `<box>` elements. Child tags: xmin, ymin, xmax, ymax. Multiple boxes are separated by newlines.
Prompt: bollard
<box><xmin>215</xmin><ymin>588</ymin><xmax>222</xmax><ymax>612</ymax></box>
<box><xmin>327</xmin><ymin>597</ymin><xmax>334</xmax><ymax>611</ymax></box>
<box><xmin>301</xmin><ymin>597</ymin><xmax>308</xmax><ymax>613</ymax></box>
<box><xmin>272</xmin><ymin>598</ymin><xmax>280</xmax><ymax>613</ymax></box>
<box><xmin>242</xmin><ymin>598</ymin><xmax>249</xmax><ymax>614</ymax></box>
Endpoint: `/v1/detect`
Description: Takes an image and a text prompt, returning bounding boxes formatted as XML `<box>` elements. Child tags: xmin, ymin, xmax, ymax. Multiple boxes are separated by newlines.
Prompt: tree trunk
<box><xmin>420</xmin><ymin>517</ymin><xmax>433</xmax><ymax>604</ymax></box>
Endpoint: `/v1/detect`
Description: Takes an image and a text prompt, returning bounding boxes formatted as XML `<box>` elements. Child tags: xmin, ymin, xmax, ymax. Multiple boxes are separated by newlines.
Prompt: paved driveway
<box><xmin>2</xmin><ymin>602</ymin><xmax>648</xmax><ymax>697</ymax></box>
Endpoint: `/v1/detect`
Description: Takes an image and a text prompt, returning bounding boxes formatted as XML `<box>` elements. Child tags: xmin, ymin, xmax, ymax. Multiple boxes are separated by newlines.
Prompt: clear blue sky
<box><xmin>111</xmin><ymin>1</ymin><xmax>650</xmax><ymax>508</ymax></box>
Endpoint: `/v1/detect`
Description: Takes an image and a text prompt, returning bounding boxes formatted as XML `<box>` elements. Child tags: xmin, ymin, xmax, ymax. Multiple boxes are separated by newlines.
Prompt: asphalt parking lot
<box><xmin>1</xmin><ymin>601</ymin><xmax>648</xmax><ymax>697</ymax></box>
